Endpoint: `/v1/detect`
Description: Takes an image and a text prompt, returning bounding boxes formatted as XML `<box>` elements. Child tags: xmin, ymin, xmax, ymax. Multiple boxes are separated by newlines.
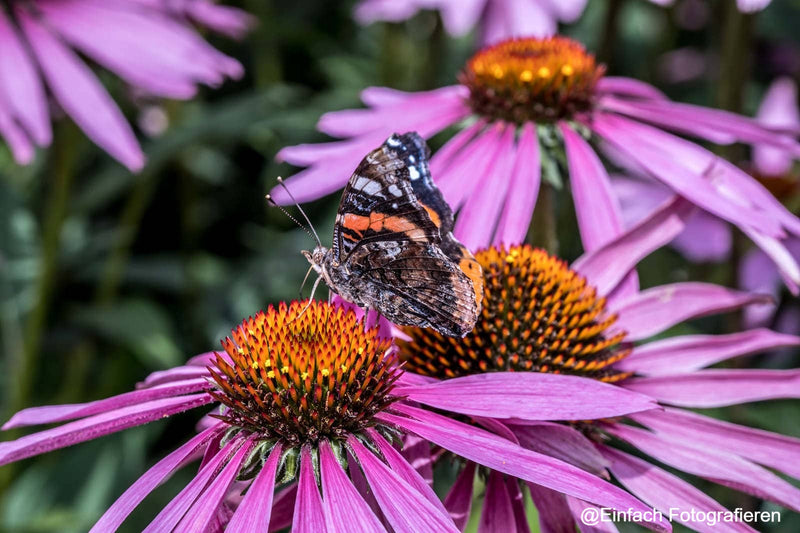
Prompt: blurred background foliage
<box><xmin>1</xmin><ymin>0</ymin><xmax>800</xmax><ymax>531</ymax></box>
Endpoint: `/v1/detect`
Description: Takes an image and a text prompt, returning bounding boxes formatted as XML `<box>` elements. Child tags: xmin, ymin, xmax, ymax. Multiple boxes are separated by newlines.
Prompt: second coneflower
<box><xmin>389</xmin><ymin>198</ymin><xmax>800</xmax><ymax>531</ymax></box>
<box><xmin>274</xmin><ymin>35</ymin><xmax>800</xmax><ymax>293</ymax></box>
<box><xmin>0</xmin><ymin>300</ymin><xmax>668</xmax><ymax>532</ymax></box>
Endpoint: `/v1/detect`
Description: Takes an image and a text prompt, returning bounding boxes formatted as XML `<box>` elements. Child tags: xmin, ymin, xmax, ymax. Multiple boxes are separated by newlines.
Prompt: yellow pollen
<box><xmin>267</xmin><ymin>370</ymin><xmax>275</xmax><ymax>378</ymax></box>
<box><xmin>301</xmin><ymin>371</ymin><xmax>309</xmax><ymax>380</ymax></box>
<box><xmin>561</xmin><ymin>64</ymin><xmax>574</xmax><ymax>76</ymax></box>
<box><xmin>520</xmin><ymin>70</ymin><xmax>533</xmax><ymax>82</ymax></box>
<box><xmin>281</xmin><ymin>366</ymin><xmax>289</xmax><ymax>374</ymax></box>
<box><xmin>537</xmin><ymin>66</ymin><xmax>551</xmax><ymax>78</ymax></box>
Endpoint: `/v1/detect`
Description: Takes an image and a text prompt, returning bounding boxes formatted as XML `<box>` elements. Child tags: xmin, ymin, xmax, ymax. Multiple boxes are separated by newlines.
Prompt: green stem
<box><xmin>528</xmin><ymin>182</ymin><xmax>559</xmax><ymax>255</ymax></box>
<box><xmin>6</xmin><ymin>126</ymin><xmax>76</xmax><ymax>419</ymax></box>
<box><xmin>598</xmin><ymin>0</ymin><xmax>625</xmax><ymax>67</ymax></box>
<box><xmin>716</xmin><ymin>2</ymin><xmax>753</xmax><ymax>333</ymax></box>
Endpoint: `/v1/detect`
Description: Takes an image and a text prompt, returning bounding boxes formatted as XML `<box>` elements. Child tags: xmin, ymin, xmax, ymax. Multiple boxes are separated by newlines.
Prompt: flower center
<box><xmin>460</xmin><ymin>36</ymin><xmax>604</xmax><ymax>124</ymax></box>
<box><xmin>399</xmin><ymin>245</ymin><xmax>631</xmax><ymax>383</ymax></box>
<box><xmin>209</xmin><ymin>300</ymin><xmax>401</xmax><ymax>447</ymax></box>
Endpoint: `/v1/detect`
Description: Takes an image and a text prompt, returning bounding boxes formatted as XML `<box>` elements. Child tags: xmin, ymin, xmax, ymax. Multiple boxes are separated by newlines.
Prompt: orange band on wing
<box><xmin>343</xmin><ymin>213</ymin><xmax>370</xmax><ymax>232</ymax></box>
<box><xmin>422</xmin><ymin>204</ymin><xmax>441</xmax><ymax>228</ymax></box>
<box><xmin>458</xmin><ymin>249</ymin><xmax>484</xmax><ymax>311</ymax></box>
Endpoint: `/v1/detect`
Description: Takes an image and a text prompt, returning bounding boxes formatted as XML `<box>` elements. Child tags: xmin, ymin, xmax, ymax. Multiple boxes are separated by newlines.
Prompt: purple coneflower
<box><xmin>0</xmin><ymin>299</ymin><xmax>669</xmax><ymax>531</ymax></box>
<box><xmin>273</xmin><ymin>35</ymin><xmax>800</xmax><ymax>292</ymax></box>
<box><xmin>354</xmin><ymin>0</ymin><xmax>770</xmax><ymax>43</ymax></box>
<box><xmin>0</xmin><ymin>0</ymin><xmax>253</xmax><ymax>171</ymax></box>
<box><xmin>392</xmin><ymin>197</ymin><xmax>800</xmax><ymax>531</ymax></box>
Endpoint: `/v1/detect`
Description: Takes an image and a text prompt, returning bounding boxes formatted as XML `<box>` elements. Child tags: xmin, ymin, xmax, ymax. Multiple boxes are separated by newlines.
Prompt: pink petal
<box><xmin>398</xmin><ymin>433</ymin><xmax>434</xmax><ymax>487</ymax></box>
<box><xmin>269</xmin><ymin>484</ymin><xmax>297</xmax><ymax>532</ymax></box>
<box><xmin>623</xmin><ymin>369</ymin><xmax>800</xmax><ymax>407</ymax></box>
<box><xmin>606</xmin><ymin>423</ymin><xmax>800</xmax><ymax>511</ymax></box>
<box><xmin>395</xmin><ymin>372</ymin><xmax>658</xmax><ymax>421</ymax></box>
<box><xmin>0</xmin><ymin>10</ymin><xmax>50</xmax><ymax>146</ymax></box>
<box><xmin>510</xmin><ymin>422</ymin><xmax>609</xmax><ymax>477</ymax></box>
<box><xmin>527</xmin><ymin>484</ymin><xmax>575</xmax><ymax>533</ymax></box>
<box><xmin>601</xmin><ymin>446</ymin><xmax>756</xmax><ymax>533</ymax></box>
<box><xmin>319</xmin><ymin>441</ymin><xmax>386</xmax><ymax>532</ymax></box>
<box><xmin>495</xmin><ymin>122</ymin><xmax>540</xmax><ymax>246</ymax></box>
<box><xmin>17</xmin><ymin>9</ymin><xmax>144</xmax><ymax>171</ymax></box>
<box><xmin>227</xmin><ymin>443</ymin><xmax>283</xmax><ymax>533</ymax></box>
<box><xmin>0</xmin><ymin>105</ymin><xmax>35</xmax><ymax>164</ymax></box>
<box><xmin>454</xmin><ymin>123</ymin><xmax>515</xmax><ymax>249</ymax></box>
<box><xmin>185</xmin><ymin>0</ymin><xmax>257</xmax><ymax>39</ymax></box>
<box><xmin>3</xmin><ymin>378</ymin><xmax>210</xmax><ymax>429</ymax></box>
<box><xmin>318</xmin><ymin>86</ymin><xmax>467</xmax><ymax>137</ymax></box>
<box><xmin>353</xmin><ymin>0</ymin><xmax>424</xmax><ymax>25</ymax></box>
<box><xmin>567</xmin><ymin>499</ymin><xmax>619</xmax><ymax>533</ymax></box>
<box><xmin>612</xmin><ymin>283</ymin><xmax>772</xmax><ymax>341</ymax></box>
<box><xmin>479</xmin><ymin>471</ymin><xmax>517</xmax><ymax>533</ymax></box>
<box><xmin>737</xmin><ymin>0</ymin><xmax>772</xmax><ymax>12</ymax></box>
<box><xmin>438</xmin><ymin>124</ymin><xmax>504</xmax><ymax>210</ymax></box>
<box><xmin>754</xmin><ymin>77</ymin><xmax>800</xmax><ymax>175</ymax></box>
<box><xmin>89</xmin><ymin>424</ymin><xmax>223</xmax><ymax>532</ymax></box>
<box><xmin>616</xmin><ymin>328</ymin><xmax>800</xmax><ymax>376</ymax></box>
<box><xmin>743</xmin><ymin>229</ymin><xmax>800</xmax><ymax>294</ymax></box>
<box><xmin>367</xmin><ymin>429</ymin><xmax>444</xmax><ymax>513</ymax></box>
<box><xmin>670</xmin><ymin>210</ymin><xmax>733</xmax><ymax>262</ymax></box>
<box><xmin>589</xmin><ymin>114</ymin><xmax>782</xmax><ymax>238</ymax></box>
<box><xmin>596</xmin><ymin>77</ymin><xmax>668</xmax><ymax>101</ymax></box>
<box><xmin>143</xmin><ymin>438</ymin><xmax>245</xmax><ymax>532</ymax></box>
<box><xmin>293</xmin><ymin>447</ymin><xmax>327</xmax><ymax>533</ymax></box>
<box><xmin>438</xmin><ymin>0</ymin><xmax>485</xmax><ymax>36</ymax></box>
<box><xmin>633</xmin><ymin>407</ymin><xmax>800</xmax><ymax>480</ymax></box>
<box><xmin>379</xmin><ymin>405</ymin><xmax>670</xmax><ymax>532</ymax></box>
<box><xmin>507</xmin><ymin>476</ymin><xmax>532</xmax><ymax>533</ymax></box>
<box><xmin>429</xmin><ymin>120</ymin><xmax>486</xmax><ymax>177</ymax></box>
<box><xmin>573</xmin><ymin>196</ymin><xmax>693</xmax><ymax>297</ymax></box>
<box><xmin>560</xmin><ymin>122</ymin><xmax>625</xmax><ymax>251</ymax></box>
<box><xmin>0</xmin><ymin>394</ymin><xmax>213</xmax><ymax>466</ymax></box>
<box><xmin>177</xmin><ymin>438</ymin><xmax>254</xmax><ymax>531</ymax></box>
<box><xmin>348</xmin><ymin>437</ymin><xmax>459</xmax><ymax>533</ymax></box>
<box><xmin>444</xmin><ymin>462</ymin><xmax>476</xmax><ymax>531</ymax></box>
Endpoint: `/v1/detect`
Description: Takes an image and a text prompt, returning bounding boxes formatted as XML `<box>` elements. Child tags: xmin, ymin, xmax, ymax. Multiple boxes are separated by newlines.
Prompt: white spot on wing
<box><xmin>354</xmin><ymin>176</ymin><xmax>383</xmax><ymax>196</ymax></box>
<box><xmin>387</xmin><ymin>136</ymin><xmax>400</xmax><ymax>147</ymax></box>
<box><xmin>408</xmin><ymin>166</ymin><xmax>421</xmax><ymax>180</ymax></box>
<box><xmin>388</xmin><ymin>184</ymin><xmax>402</xmax><ymax>197</ymax></box>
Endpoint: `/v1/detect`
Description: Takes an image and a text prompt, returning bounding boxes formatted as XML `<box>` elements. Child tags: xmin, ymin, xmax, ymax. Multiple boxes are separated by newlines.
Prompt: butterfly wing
<box><xmin>348</xmin><ymin>240</ymin><xmax>480</xmax><ymax>337</ymax></box>
<box><xmin>328</xmin><ymin>132</ymin><xmax>483</xmax><ymax>337</ymax></box>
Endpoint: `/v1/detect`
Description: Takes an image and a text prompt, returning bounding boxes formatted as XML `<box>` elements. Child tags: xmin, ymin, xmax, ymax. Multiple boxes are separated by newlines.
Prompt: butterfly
<box><xmin>277</xmin><ymin>132</ymin><xmax>483</xmax><ymax>338</ymax></box>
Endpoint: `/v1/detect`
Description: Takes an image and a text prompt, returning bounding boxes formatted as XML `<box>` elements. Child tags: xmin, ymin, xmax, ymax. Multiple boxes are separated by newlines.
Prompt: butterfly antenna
<box><xmin>268</xmin><ymin>177</ymin><xmax>323</xmax><ymax>248</ymax></box>
<box><xmin>298</xmin><ymin>264</ymin><xmax>315</xmax><ymax>298</ymax></box>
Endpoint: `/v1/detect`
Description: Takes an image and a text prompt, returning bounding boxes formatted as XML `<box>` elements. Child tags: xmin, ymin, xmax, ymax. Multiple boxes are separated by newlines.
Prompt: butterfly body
<box><xmin>303</xmin><ymin>132</ymin><xmax>483</xmax><ymax>338</ymax></box>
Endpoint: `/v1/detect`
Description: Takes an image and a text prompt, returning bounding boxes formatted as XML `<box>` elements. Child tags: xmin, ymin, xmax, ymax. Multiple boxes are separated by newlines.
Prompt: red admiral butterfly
<box><xmin>271</xmin><ymin>132</ymin><xmax>483</xmax><ymax>338</ymax></box>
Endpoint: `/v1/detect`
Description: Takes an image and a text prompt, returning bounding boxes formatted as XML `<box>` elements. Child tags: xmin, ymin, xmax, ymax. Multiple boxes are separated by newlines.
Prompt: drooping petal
<box><xmin>379</xmin><ymin>405</ymin><xmax>670</xmax><ymax>532</ymax></box>
<box><xmin>429</xmin><ymin>120</ymin><xmax>486</xmax><ymax>178</ymax></box>
<box><xmin>227</xmin><ymin>443</ymin><xmax>283</xmax><ymax>533</ymax></box>
<box><xmin>623</xmin><ymin>369</ymin><xmax>800</xmax><ymax>407</ymax></box>
<box><xmin>395</xmin><ymin>372</ymin><xmax>658</xmax><ymax>421</ymax></box>
<box><xmin>606</xmin><ymin>423</ymin><xmax>800</xmax><ymax>511</ymax></box>
<box><xmin>589</xmin><ymin>114</ymin><xmax>782</xmax><ymax>237</ymax></box>
<box><xmin>293</xmin><ymin>447</ymin><xmax>327</xmax><ymax>533</ymax></box>
<box><xmin>0</xmin><ymin>394</ymin><xmax>213</xmax><ymax>466</ymax></box>
<box><xmin>138</xmin><ymin>365</ymin><xmax>211</xmax><ymax>388</ymax></box>
<box><xmin>397</xmin><ymin>433</ymin><xmax>434</xmax><ymax>487</ymax></box>
<box><xmin>0</xmin><ymin>10</ymin><xmax>50</xmax><ymax>146</ymax></box>
<box><xmin>444</xmin><ymin>462</ymin><xmax>476</xmax><ymax>531</ymax></box>
<box><xmin>495</xmin><ymin>122</ymin><xmax>540</xmax><ymax>245</ymax></box>
<box><xmin>184</xmin><ymin>0</ymin><xmax>257</xmax><ymax>39</ymax></box>
<box><xmin>454</xmin><ymin>123</ymin><xmax>515</xmax><ymax>249</ymax></box>
<box><xmin>743</xmin><ymin>229</ymin><xmax>800</xmax><ymax>294</ymax></box>
<box><xmin>507</xmin><ymin>476</ymin><xmax>532</xmax><ymax>533</ymax></box>
<box><xmin>439</xmin><ymin>123</ymin><xmax>505</xmax><ymax>211</ymax></box>
<box><xmin>560</xmin><ymin>123</ymin><xmax>625</xmax><ymax>251</ymax></box>
<box><xmin>510</xmin><ymin>422</ymin><xmax>609</xmax><ymax>477</ymax></box>
<box><xmin>177</xmin><ymin>439</ymin><xmax>255</xmax><ymax>531</ymax></box>
<box><xmin>600</xmin><ymin>446</ymin><xmax>756</xmax><ymax>533</ymax></box>
<box><xmin>17</xmin><ymin>9</ymin><xmax>144</xmax><ymax>171</ymax></box>
<box><xmin>526</xmin><ymin>484</ymin><xmax>575</xmax><ymax>533</ymax></box>
<box><xmin>596</xmin><ymin>77</ymin><xmax>667</xmax><ymax>101</ymax></box>
<box><xmin>143</xmin><ymin>439</ymin><xmax>245</xmax><ymax>532</ymax></box>
<box><xmin>3</xmin><ymin>378</ymin><xmax>211</xmax><ymax>429</ymax></box>
<box><xmin>348</xmin><ymin>437</ymin><xmax>459</xmax><ymax>533</ymax></box>
<box><xmin>89</xmin><ymin>425</ymin><xmax>223</xmax><ymax>532</ymax></box>
<box><xmin>633</xmin><ymin>408</ymin><xmax>800</xmax><ymax>480</ymax></box>
<box><xmin>319</xmin><ymin>441</ymin><xmax>386</xmax><ymax>532</ymax></box>
<box><xmin>754</xmin><ymin>77</ymin><xmax>800</xmax><ymax>176</ymax></box>
<box><xmin>573</xmin><ymin>196</ymin><xmax>693</xmax><ymax>297</ymax></box>
<box><xmin>367</xmin><ymin>429</ymin><xmax>444</xmax><ymax>513</ymax></box>
<box><xmin>438</xmin><ymin>0</ymin><xmax>486</xmax><ymax>36</ymax></box>
<box><xmin>612</xmin><ymin>283</ymin><xmax>771</xmax><ymax>341</ymax></box>
<box><xmin>271</xmin><ymin>484</ymin><xmax>298</xmax><ymax>532</ymax></box>
<box><xmin>616</xmin><ymin>329</ymin><xmax>800</xmax><ymax>376</ymax></box>
<box><xmin>737</xmin><ymin>0</ymin><xmax>773</xmax><ymax>13</ymax></box>
<box><xmin>479</xmin><ymin>471</ymin><xmax>517</xmax><ymax>533</ymax></box>
<box><xmin>567</xmin><ymin>499</ymin><xmax>620</xmax><ymax>533</ymax></box>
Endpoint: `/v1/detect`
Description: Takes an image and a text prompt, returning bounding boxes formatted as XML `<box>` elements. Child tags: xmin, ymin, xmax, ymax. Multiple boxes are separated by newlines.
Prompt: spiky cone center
<box><xmin>209</xmin><ymin>300</ymin><xmax>401</xmax><ymax>449</ymax></box>
<box><xmin>461</xmin><ymin>36</ymin><xmax>604</xmax><ymax>124</ymax></box>
<box><xmin>399</xmin><ymin>244</ymin><xmax>632</xmax><ymax>383</ymax></box>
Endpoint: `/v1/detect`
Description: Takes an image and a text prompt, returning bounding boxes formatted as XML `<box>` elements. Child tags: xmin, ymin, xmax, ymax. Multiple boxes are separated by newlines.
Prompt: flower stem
<box><xmin>6</xmin><ymin>125</ymin><xmax>77</xmax><ymax>420</ymax></box>
<box><xmin>598</xmin><ymin>0</ymin><xmax>626</xmax><ymax>66</ymax></box>
<box><xmin>528</xmin><ymin>182</ymin><xmax>559</xmax><ymax>255</ymax></box>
